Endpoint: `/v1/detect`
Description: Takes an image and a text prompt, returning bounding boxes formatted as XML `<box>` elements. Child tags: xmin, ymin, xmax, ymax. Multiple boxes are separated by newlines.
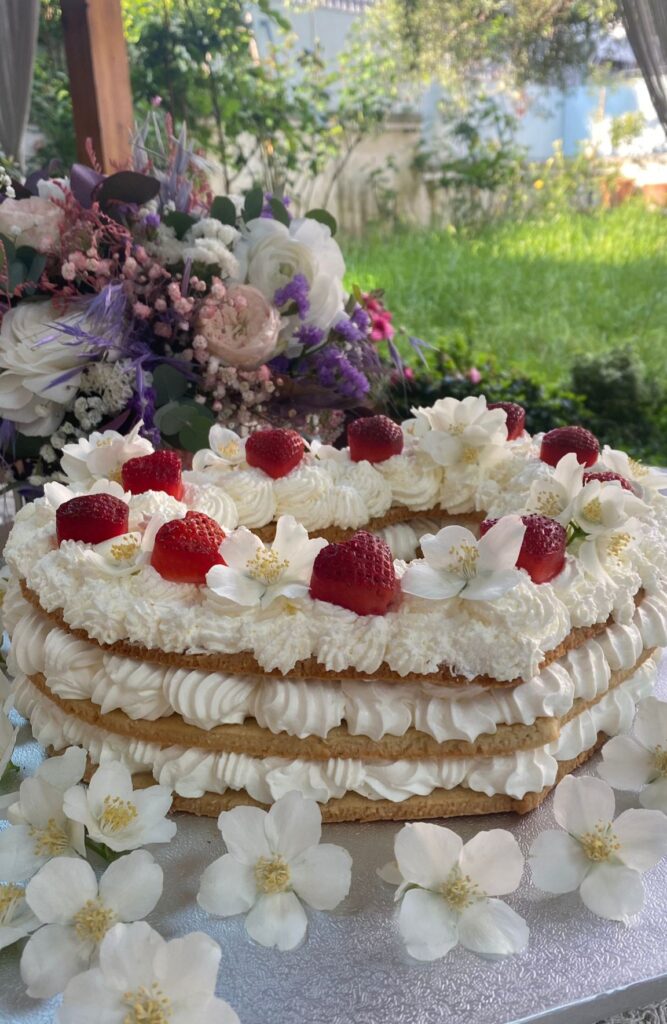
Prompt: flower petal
<box><xmin>99</xmin><ymin>849</ymin><xmax>163</xmax><ymax>921</ymax></box>
<box><xmin>457</xmin><ymin>898</ymin><xmax>529</xmax><ymax>958</ymax></box>
<box><xmin>397</xmin><ymin>888</ymin><xmax>458</xmax><ymax>961</ymax></box>
<box><xmin>86</xmin><ymin>761</ymin><xmax>134</xmax><ymax>816</ymax></box>
<box><xmin>156</xmin><ymin>931</ymin><xmax>222</xmax><ymax>1001</ymax></box>
<box><xmin>461</xmin><ymin>570</ymin><xmax>524</xmax><ymax>602</ymax></box>
<box><xmin>19</xmin><ymin>777</ymin><xmax>66</xmax><ymax>829</ymax></box>
<box><xmin>633</xmin><ymin>696</ymin><xmax>667</xmax><ymax>752</ymax></box>
<box><xmin>205</xmin><ymin>564</ymin><xmax>265</xmax><ymax>606</ymax></box>
<box><xmin>37</xmin><ymin>746</ymin><xmax>87</xmax><ymax>791</ymax></box>
<box><xmin>529</xmin><ymin>830</ymin><xmax>589</xmax><ymax>893</ymax></box>
<box><xmin>58</xmin><ymin>966</ymin><xmax>123</xmax><ymax>1024</ymax></box>
<box><xmin>217</xmin><ymin>805</ymin><xmax>271</xmax><ymax>863</ymax></box>
<box><xmin>394</xmin><ymin>822</ymin><xmax>462</xmax><ymax>890</ymax></box>
<box><xmin>460</xmin><ymin>830</ymin><xmax>524</xmax><ymax>895</ymax></box>
<box><xmin>0</xmin><ymin>823</ymin><xmax>45</xmax><ymax>881</ymax></box>
<box><xmin>290</xmin><ymin>843</ymin><xmax>352</xmax><ymax>909</ymax></box>
<box><xmin>597</xmin><ymin>735</ymin><xmax>654</xmax><ymax>790</ymax></box>
<box><xmin>553</xmin><ymin>775</ymin><xmax>615</xmax><ymax>837</ymax></box>
<box><xmin>197</xmin><ymin>854</ymin><xmax>257</xmax><ymax>916</ymax></box>
<box><xmin>26</xmin><ymin>857</ymin><xmax>97</xmax><ymax>923</ymax></box>
<box><xmin>579</xmin><ymin>863</ymin><xmax>644</xmax><ymax>922</ymax></box>
<box><xmin>98</xmin><ymin>921</ymin><xmax>164</xmax><ymax>993</ymax></box>
<box><xmin>272</xmin><ymin>515</ymin><xmax>327</xmax><ymax>580</ymax></box>
<box><xmin>245</xmin><ymin>891</ymin><xmax>308</xmax><ymax>951</ymax></box>
<box><xmin>265</xmin><ymin>791</ymin><xmax>321</xmax><ymax>860</ymax></box>
<box><xmin>400</xmin><ymin>562</ymin><xmax>464</xmax><ymax>600</ymax></box>
<box><xmin>218</xmin><ymin>527</ymin><xmax>263</xmax><ymax>572</ymax></box>
<box><xmin>613</xmin><ymin>808</ymin><xmax>667</xmax><ymax>870</ymax></box>
<box><xmin>21</xmin><ymin>922</ymin><xmax>89</xmax><ymax>998</ymax></box>
<box><xmin>477</xmin><ymin>516</ymin><xmax>525</xmax><ymax>573</ymax></box>
<box><xmin>421</xmin><ymin>526</ymin><xmax>477</xmax><ymax>570</ymax></box>
<box><xmin>640</xmin><ymin>777</ymin><xmax>667</xmax><ymax>813</ymax></box>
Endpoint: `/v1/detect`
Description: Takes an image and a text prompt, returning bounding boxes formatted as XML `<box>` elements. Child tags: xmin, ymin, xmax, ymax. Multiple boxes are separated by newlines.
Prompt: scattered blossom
<box><xmin>61</xmin><ymin>420</ymin><xmax>154</xmax><ymax>484</ymax></box>
<box><xmin>529</xmin><ymin>775</ymin><xmax>667</xmax><ymax>922</ymax></box>
<box><xmin>0</xmin><ymin>884</ymin><xmax>40</xmax><ymax>952</ymax></box>
<box><xmin>192</xmin><ymin>425</ymin><xmax>247</xmax><ymax>473</ymax></box>
<box><xmin>526</xmin><ymin>452</ymin><xmax>584</xmax><ymax>524</ymax></box>
<box><xmin>198</xmin><ymin>790</ymin><xmax>351</xmax><ymax>951</ymax></box>
<box><xmin>82</xmin><ymin>513</ymin><xmax>166</xmax><ymax>578</ymax></box>
<box><xmin>598</xmin><ymin>696</ymin><xmax>667</xmax><ymax>812</ymax></box>
<box><xmin>570</xmin><ymin>478</ymin><xmax>649</xmax><ymax>537</ymax></box>
<box><xmin>387</xmin><ymin>823</ymin><xmax>528</xmax><ymax>960</ymax></box>
<box><xmin>600</xmin><ymin>446</ymin><xmax>666</xmax><ymax>492</ymax></box>
<box><xmin>413</xmin><ymin>395</ymin><xmax>508</xmax><ymax>468</ymax></box>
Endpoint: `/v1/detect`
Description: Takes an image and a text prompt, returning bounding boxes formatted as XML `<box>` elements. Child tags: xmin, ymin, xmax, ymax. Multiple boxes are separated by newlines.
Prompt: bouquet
<box><xmin>0</xmin><ymin>127</ymin><xmax>399</xmax><ymax>491</ymax></box>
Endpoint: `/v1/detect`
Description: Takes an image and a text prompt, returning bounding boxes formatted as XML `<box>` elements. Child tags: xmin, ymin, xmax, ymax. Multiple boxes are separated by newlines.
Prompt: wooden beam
<box><xmin>60</xmin><ymin>0</ymin><xmax>134</xmax><ymax>172</ymax></box>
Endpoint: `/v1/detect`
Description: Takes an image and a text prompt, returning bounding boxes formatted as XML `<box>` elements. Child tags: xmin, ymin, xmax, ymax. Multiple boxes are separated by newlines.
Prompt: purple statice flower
<box><xmin>350</xmin><ymin>304</ymin><xmax>371</xmax><ymax>336</ymax></box>
<box><xmin>295</xmin><ymin>324</ymin><xmax>324</xmax><ymax>348</ymax></box>
<box><xmin>268</xmin><ymin>354</ymin><xmax>291</xmax><ymax>374</ymax></box>
<box><xmin>274</xmin><ymin>274</ymin><xmax>310</xmax><ymax>320</ymax></box>
<box><xmin>261</xmin><ymin>193</ymin><xmax>291</xmax><ymax>218</ymax></box>
<box><xmin>143</xmin><ymin>212</ymin><xmax>160</xmax><ymax>230</ymax></box>
<box><xmin>314</xmin><ymin>346</ymin><xmax>370</xmax><ymax>401</ymax></box>
<box><xmin>333</xmin><ymin>316</ymin><xmax>365</xmax><ymax>345</ymax></box>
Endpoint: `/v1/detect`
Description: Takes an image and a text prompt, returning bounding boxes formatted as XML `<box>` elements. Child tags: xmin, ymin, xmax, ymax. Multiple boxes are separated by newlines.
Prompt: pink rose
<box><xmin>197</xmin><ymin>284</ymin><xmax>281</xmax><ymax>370</ymax></box>
<box><xmin>0</xmin><ymin>196</ymin><xmax>65</xmax><ymax>254</ymax></box>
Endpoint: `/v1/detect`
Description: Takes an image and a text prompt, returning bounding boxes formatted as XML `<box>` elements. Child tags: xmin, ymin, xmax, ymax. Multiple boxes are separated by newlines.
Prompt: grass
<box><xmin>344</xmin><ymin>203</ymin><xmax>667</xmax><ymax>379</ymax></box>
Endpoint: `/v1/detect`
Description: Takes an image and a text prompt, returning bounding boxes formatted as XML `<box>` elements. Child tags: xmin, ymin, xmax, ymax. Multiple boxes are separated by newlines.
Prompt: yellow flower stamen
<box><xmin>73</xmin><ymin>898</ymin><xmax>116</xmax><ymax>944</ymax></box>
<box><xmin>628</xmin><ymin>457</ymin><xmax>648</xmax><ymax>479</ymax></box>
<box><xmin>254</xmin><ymin>855</ymin><xmax>291</xmax><ymax>894</ymax></box>
<box><xmin>448</xmin><ymin>424</ymin><xmax>465</xmax><ymax>436</ymax></box>
<box><xmin>535</xmin><ymin>491</ymin><xmax>562</xmax><ymax>517</ymax></box>
<box><xmin>96</xmin><ymin>439</ymin><xmax>114</xmax><ymax>448</ymax></box>
<box><xmin>122</xmin><ymin>983</ymin><xmax>172</xmax><ymax>1024</ymax></box>
<box><xmin>582</xmin><ymin>498</ymin><xmax>603</xmax><ymax>524</ymax></box>
<box><xmin>440</xmin><ymin>867</ymin><xmax>483</xmax><ymax>911</ymax></box>
<box><xmin>579</xmin><ymin>822</ymin><xmax>620</xmax><ymax>862</ymax></box>
<box><xmin>449</xmin><ymin>542</ymin><xmax>479</xmax><ymax>579</ymax></box>
<box><xmin>109</xmin><ymin>538</ymin><xmax>140</xmax><ymax>563</ymax></box>
<box><xmin>653</xmin><ymin>745</ymin><xmax>667</xmax><ymax>777</ymax></box>
<box><xmin>461</xmin><ymin>446</ymin><xmax>478</xmax><ymax>464</ymax></box>
<box><xmin>217</xmin><ymin>441</ymin><xmax>240</xmax><ymax>459</ymax></box>
<box><xmin>30</xmin><ymin>818</ymin><xmax>70</xmax><ymax>858</ymax></box>
<box><xmin>100</xmin><ymin>795</ymin><xmax>139</xmax><ymax>833</ymax></box>
<box><xmin>246</xmin><ymin>548</ymin><xmax>288</xmax><ymax>585</ymax></box>
<box><xmin>0</xmin><ymin>883</ymin><xmax>23</xmax><ymax>925</ymax></box>
<box><xmin>607</xmin><ymin>532</ymin><xmax>631</xmax><ymax>560</ymax></box>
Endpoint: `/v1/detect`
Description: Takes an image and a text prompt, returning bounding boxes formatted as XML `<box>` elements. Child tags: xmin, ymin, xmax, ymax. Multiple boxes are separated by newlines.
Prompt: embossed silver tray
<box><xmin>1</xmin><ymin>657</ymin><xmax>666</xmax><ymax>1024</ymax></box>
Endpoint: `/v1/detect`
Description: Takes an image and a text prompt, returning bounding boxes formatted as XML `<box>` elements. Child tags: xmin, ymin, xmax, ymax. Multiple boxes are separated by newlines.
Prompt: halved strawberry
<box><xmin>121</xmin><ymin>450</ymin><xmax>184</xmax><ymax>499</ymax></box>
<box><xmin>309</xmin><ymin>531</ymin><xmax>399</xmax><ymax>615</ymax></box>
<box><xmin>540</xmin><ymin>426</ymin><xmax>599</xmax><ymax>468</ymax></box>
<box><xmin>56</xmin><ymin>494</ymin><xmax>129</xmax><ymax>545</ymax></box>
<box><xmin>151</xmin><ymin>511</ymin><xmax>226</xmax><ymax>584</ymax></box>
<box><xmin>245</xmin><ymin>429</ymin><xmax>304</xmax><ymax>479</ymax></box>
<box><xmin>583</xmin><ymin>470</ymin><xmax>634</xmax><ymax>492</ymax></box>
<box><xmin>347</xmin><ymin>415</ymin><xmax>404</xmax><ymax>463</ymax></box>
<box><xmin>480</xmin><ymin>513</ymin><xmax>566</xmax><ymax>584</ymax></box>
<box><xmin>487</xmin><ymin>401</ymin><xmax>526</xmax><ymax>441</ymax></box>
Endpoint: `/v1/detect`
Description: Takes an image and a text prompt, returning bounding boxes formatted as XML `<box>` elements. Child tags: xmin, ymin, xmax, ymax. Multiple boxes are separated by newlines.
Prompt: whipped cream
<box><xmin>13</xmin><ymin>657</ymin><xmax>657</xmax><ymax>804</ymax></box>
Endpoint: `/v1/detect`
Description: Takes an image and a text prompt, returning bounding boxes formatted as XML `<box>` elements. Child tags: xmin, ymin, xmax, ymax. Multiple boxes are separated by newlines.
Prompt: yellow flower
<box><xmin>533</xmin><ymin>179</ymin><xmax>545</xmax><ymax>190</ymax></box>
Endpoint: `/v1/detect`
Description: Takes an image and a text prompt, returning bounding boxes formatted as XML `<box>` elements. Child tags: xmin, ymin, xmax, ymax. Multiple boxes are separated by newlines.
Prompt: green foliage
<box><xmin>609</xmin><ymin>111</ymin><xmax>646</xmax><ymax>150</ymax></box>
<box><xmin>29</xmin><ymin>3</ymin><xmax>76</xmax><ymax>169</ymax></box>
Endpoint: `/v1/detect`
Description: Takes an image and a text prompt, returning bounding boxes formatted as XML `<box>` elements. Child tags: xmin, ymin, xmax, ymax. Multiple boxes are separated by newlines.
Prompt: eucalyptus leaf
<box><xmin>210</xmin><ymin>195</ymin><xmax>238</xmax><ymax>226</ymax></box>
<box><xmin>269</xmin><ymin>198</ymin><xmax>290</xmax><ymax>227</ymax></box>
<box><xmin>243</xmin><ymin>186</ymin><xmax>264</xmax><ymax>222</ymax></box>
<box><xmin>164</xmin><ymin>211</ymin><xmax>197</xmax><ymax>240</ymax></box>
<box><xmin>152</xmin><ymin>364</ymin><xmax>189</xmax><ymax>407</ymax></box>
<box><xmin>15</xmin><ymin>245</ymin><xmax>39</xmax><ymax>267</ymax></box>
<box><xmin>179</xmin><ymin>410</ymin><xmax>216</xmax><ymax>453</ymax></box>
<box><xmin>8</xmin><ymin>261</ymin><xmax>26</xmax><ymax>292</ymax></box>
<box><xmin>154</xmin><ymin>401</ymin><xmax>193</xmax><ymax>435</ymax></box>
<box><xmin>26</xmin><ymin>253</ymin><xmax>47</xmax><ymax>285</ymax></box>
<box><xmin>305</xmin><ymin>208</ymin><xmax>337</xmax><ymax>236</ymax></box>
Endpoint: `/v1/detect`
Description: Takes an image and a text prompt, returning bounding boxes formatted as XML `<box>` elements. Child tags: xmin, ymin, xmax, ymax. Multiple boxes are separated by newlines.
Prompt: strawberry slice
<box><xmin>245</xmin><ymin>429</ymin><xmax>304</xmax><ymax>479</ymax></box>
<box><xmin>583</xmin><ymin>470</ymin><xmax>634</xmax><ymax>492</ymax></box>
<box><xmin>121</xmin><ymin>450</ymin><xmax>184</xmax><ymax>499</ymax></box>
<box><xmin>151</xmin><ymin>511</ymin><xmax>226</xmax><ymax>584</ymax></box>
<box><xmin>480</xmin><ymin>513</ymin><xmax>566</xmax><ymax>584</ymax></box>
<box><xmin>347</xmin><ymin>415</ymin><xmax>404</xmax><ymax>463</ymax></box>
<box><xmin>309</xmin><ymin>530</ymin><xmax>399</xmax><ymax>615</ymax></box>
<box><xmin>540</xmin><ymin>426</ymin><xmax>599</xmax><ymax>468</ymax></box>
<box><xmin>56</xmin><ymin>493</ymin><xmax>129</xmax><ymax>545</ymax></box>
<box><xmin>487</xmin><ymin>401</ymin><xmax>526</xmax><ymax>441</ymax></box>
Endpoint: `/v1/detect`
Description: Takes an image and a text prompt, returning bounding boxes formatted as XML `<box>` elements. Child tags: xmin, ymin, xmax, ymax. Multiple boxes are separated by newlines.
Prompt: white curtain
<box><xmin>0</xmin><ymin>0</ymin><xmax>40</xmax><ymax>163</ymax></box>
<box><xmin>622</xmin><ymin>0</ymin><xmax>667</xmax><ymax>131</ymax></box>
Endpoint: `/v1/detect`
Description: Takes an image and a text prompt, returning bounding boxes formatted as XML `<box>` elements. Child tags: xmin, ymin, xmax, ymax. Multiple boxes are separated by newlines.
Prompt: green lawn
<box><xmin>345</xmin><ymin>204</ymin><xmax>667</xmax><ymax>379</ymax></box>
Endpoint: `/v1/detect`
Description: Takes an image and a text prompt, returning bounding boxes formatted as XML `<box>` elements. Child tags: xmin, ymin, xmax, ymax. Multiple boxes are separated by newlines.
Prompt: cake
<box><xmin>4</xmin><ymin>396</ymin><xmax>667</xmax><ymax>823</ymax></box>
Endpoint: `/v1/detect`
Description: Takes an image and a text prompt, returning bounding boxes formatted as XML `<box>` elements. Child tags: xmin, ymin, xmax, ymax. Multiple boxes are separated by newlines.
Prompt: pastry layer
<box><xmin>13</xmin><ymin>656</ymin><xmax>657</xmax><ymax>804</ymax></box>
<box><xmin>8</xmin><ymin>586</ymin><xmax>664</xmax><ymax>745</ymax></box>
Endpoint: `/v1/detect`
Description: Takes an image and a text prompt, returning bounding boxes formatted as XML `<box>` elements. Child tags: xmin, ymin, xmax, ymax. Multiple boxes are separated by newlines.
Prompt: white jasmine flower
<box><xmin>43</xmin><ymin>477</ymin><xmax>129</xmax><ymax>510</ymax></box>
<box><xmin>526</xmin><ymin>452</ymin><xmax>584</xmax><ymax>523</ymax></box>
<box><xmin>83</xmin><ymin>513</ymin><xmax>166</xmax><ymax>578</ymax></box>
<box><xmin>0</xmin><ymin>709</ymin><xmax>18</xmax><ymax>783</ymax></box>
<box><xmin>600</xmin><ymin>446</ymin><xmax>666</xmax><ymax>492</ymax></box>
<box><xmin>63</xmin><ymin>761</ymin><xmax>175</xmax><ymax>853</ymax></box>
<box><xmin>206</xmin><ymin>514</ymin><xmax>327</xmax><ymax>609</ymax></box>
<box><xmin>310</xmin><ymin>439</ymin><xmax>347</xmax><ymax>463</ymax></box>
<box><xmin>0</xmin><ymin>747</ymin><xmax>88</xmax><ymax>881</ymax></box>
<box><xmin>61</xmin><ymin>421</ymin><xmax>153</xmax><ymax>484</ymax></box>
<box><xmin>0</xmin><ymin>884</ymin><xmax>40</xmax><ymax>952</ymax></box>
<box><xmin>529</xmin><ymin>775</ymin><xmax>667</xmax><ymax>922</ymax></box>
<box><xmin>577</xmin><ymin>517</ymin><xmax>643</xmax><ymax>580</ymax></box>
<box><xmin>57</xmin><ymin>921</ymin><xmax>239</xmax><ymax>1024</ymax></box>
<box><xmin>198</xmin><ymin>790</ymin><xmax>352</xmax><ymax>951</ymax></box>
<box><xmin>192</xmin><ymin>425</ymin><xmax>247</xmax><ymax>473</ymax></box>
<box><xmin>390</xmin><ymin>822</ymin><xmax>527</xmax><ymax>961</ymax></box>
<box><xmin>401</xmin><ymin>516</ymin><xmax>526</xmax><ymax>602</ymax></box>
<box><xmin>570</xmin><ymin>479</ymin><xmax>649</xmax><ymax>537</ymax></box>
<box><xmin>598</xmin><ymin>696</ymin><xmax>667</xmax><ymax>812</ymax></box>
<box><xmin>413</xmin><ymin>395</ymin><xmax>508</xmax><ymax>468</ymax></box>
<box><xmin>21</xmin><ymin>850</ymin><xmax>163</xmax><ymax>998</ymax></box>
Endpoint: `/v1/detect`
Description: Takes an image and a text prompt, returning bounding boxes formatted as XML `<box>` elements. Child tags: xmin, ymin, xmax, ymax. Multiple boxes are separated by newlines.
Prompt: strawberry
<box><xmin>56</xmin><ymin>493</ymin><xmax>129</xmax><ymax>545</ymax></box>
<box><xmin>487</xmin><ymin>401</ymin><xmax>526</xmax><ymax>441</ymax></box>
<box><xmin>540</xmin><ymin>426</ymin><xmax>599</xmax><ymax>468</ymax></box>
<box><xmin>309</xmin><ymin>530</ymin><xmax>400</xmax><ymax>615</ymax></box>
<box><xmin>245</xmin><ymin>429</ymin><xmax>305</xmax><ymax>479</ymax></box>
<box><xmin>480</xmin><ymin>513</ymin><xmax>567</xmax><ymax>584</ymax></box>
<box><xmin>583</xmin><ymin>470</ymin><xmax>634</xmax><ymax>492</ymax></box>
<box><xmin>347</xmin><ymin>415</ymin><xmax>404</xmax><ymax>464</ymax></box>
<box><xmin>121</xmin><ymin>450</ymin><xmax>184</xmax><ymax>499</ymax></box>
<box><xmin>151</xmin><ymin>511</ymin><xmax>226</xmax><ymax>584</ymax></box>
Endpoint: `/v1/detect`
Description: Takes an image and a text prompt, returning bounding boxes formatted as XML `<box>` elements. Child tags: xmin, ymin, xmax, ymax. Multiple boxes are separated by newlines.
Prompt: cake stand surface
<box><xmin>1</xmin><ymin>659</ymin><xmax>666</xmax><ymax>1024</ymax></box>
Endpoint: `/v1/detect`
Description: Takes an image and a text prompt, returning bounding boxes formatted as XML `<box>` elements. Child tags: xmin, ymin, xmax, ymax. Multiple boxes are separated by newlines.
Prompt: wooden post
<box><xmin>60</xmin><ymin>0</ymin><xmax>134</xmax><ymax>172</ymax></box>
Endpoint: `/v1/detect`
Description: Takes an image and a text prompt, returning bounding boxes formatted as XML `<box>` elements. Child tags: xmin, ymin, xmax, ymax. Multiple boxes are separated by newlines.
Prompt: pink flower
<box><xmin>468</xmin><ymin>367</ymin><xmax>482</xmax><ymax>384</ymax></box>
<box><xmin>0</xmin><ymin>196</ymin><xmax>64</xmax><ymax>254</ymax></box>
<box><xmin>362</xmin><ymin>293</ymin><xmax>395</xmax><ymax>342</ymax></box>
<box><xmin>197</xmin><ymin>285</ymin><xmax>281</xmax><ymax>370</ymax></box>
<box><xmin>133</xmin><ymin>302</ymin><xmax>151</xmax><ymax>319</ymax></box>
<box><xmin>61</xmin><ymin>262</ymin><xmax>77</xmax><ymax>282</ymax></box>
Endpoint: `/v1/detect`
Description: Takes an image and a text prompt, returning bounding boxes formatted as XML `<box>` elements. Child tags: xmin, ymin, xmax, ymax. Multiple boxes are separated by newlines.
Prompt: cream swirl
<box><xmin>212</xmin><ymin>467</ymin><xmax>276</xmax><ymax>527</ymax></box>
<box><xmin>181</xmin><ymin>477</ymin><xmax>239</xmax><ymax>530</ymax></box>
<box><xmin>377</xmin><ymin>451</ymin><xmax>443</xmax><ymax>510</ymax></box>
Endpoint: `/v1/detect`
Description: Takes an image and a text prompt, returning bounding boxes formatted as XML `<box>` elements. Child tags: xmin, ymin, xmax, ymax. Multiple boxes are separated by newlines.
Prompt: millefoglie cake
<box><xmin>4</xmin><ymin>397</ymin><xmax>667</xmax><ymax>822</ymax></box>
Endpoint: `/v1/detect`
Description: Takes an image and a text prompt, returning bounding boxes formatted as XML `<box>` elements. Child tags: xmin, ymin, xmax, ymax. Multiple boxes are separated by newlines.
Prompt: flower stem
<box><xmin>0</xmin><ymin>761</ymin><xmax>19</xmax><ymax>785</ymax></box>
<box><xmin>85</xmin><ymin>837</ymin><xmax>122</xmax><ymax>863</ymax></box>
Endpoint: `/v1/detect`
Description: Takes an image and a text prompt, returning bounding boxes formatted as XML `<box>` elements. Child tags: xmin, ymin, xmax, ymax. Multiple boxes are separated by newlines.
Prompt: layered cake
<box><xmin>4</xmin><ymin>397</ymin><xmax>667</xmax><ymax>822</ymax></box>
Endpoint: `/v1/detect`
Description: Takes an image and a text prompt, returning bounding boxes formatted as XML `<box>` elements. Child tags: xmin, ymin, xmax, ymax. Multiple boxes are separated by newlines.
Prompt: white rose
<box><xmin>234</xmin><ymin>216</ymin><xmax>345</xmax><ymax>332</ymax></box>
<box><xmin>0</xmin><ymin>196</ymin><xmax>65</xmax><ymax>253</ymax></box>
<box><xmin>0</xmin><ymin>300</ymin><xmax>91</xmax><ymax>436</ymax></box>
